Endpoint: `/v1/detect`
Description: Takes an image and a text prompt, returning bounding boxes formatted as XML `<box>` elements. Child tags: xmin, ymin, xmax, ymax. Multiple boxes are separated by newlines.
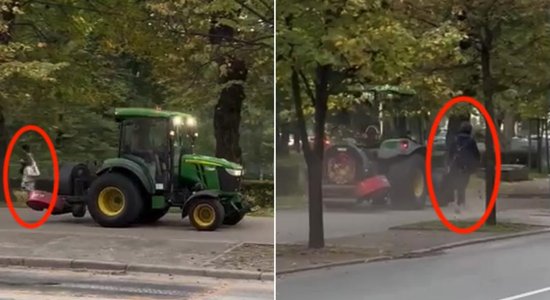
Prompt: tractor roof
<box><xmin>114</xmin><ymin>108</ymin><xmax>194</xmax><ymax>122</ymax></box>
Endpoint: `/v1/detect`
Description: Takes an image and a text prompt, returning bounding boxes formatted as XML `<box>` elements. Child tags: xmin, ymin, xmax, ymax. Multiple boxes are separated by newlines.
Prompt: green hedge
<box><xmin>242</xmin><ymin>180</ymin><xmax>273</xmax><ymax>208</ymax></box>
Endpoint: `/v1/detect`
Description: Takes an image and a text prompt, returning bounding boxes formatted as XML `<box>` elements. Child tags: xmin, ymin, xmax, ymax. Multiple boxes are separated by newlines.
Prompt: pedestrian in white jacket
<box><xmin>20</xmin><ymin>153</ymin><xmax>40</xmax><ymax>192</ymax></box>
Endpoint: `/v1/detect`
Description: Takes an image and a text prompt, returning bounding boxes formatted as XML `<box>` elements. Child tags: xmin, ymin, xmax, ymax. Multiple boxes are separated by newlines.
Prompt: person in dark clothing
<box><xmin>447</xmin><ymin>121</ymin><xmax>481</xmax><ymax>210</ymax></box>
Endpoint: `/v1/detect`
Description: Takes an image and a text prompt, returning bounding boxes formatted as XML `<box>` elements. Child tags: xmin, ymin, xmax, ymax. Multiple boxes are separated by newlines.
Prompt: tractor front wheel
<box><xmin>387</xmin><ymin>154</ymin><xmax>427</xmax><ymax>210</ymax></box>
<box><xmin>87</xmin><ymin>173</ymin><xmax>144</xmax><ymax>227</ymax></box>
<box><xmin>188</xmin><ymin>199</ymin><xmax>225</xmax><ymax>231</ymax></box>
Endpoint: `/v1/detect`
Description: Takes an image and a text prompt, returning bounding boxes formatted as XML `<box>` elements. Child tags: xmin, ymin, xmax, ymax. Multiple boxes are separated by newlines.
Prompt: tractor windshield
<box><xmin>120</xmin><ymin>118</ymin><xmax>170</xmax><ymax>184</ymax></box>
<box><xmin>171</xmin><ymin>116</ymin><xmax>197</xmax><ymax>156</ymax></box>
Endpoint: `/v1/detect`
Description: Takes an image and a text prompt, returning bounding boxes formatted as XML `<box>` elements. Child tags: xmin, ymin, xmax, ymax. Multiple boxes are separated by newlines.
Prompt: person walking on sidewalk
<box><xmin>20</xmin><ymin>144</ymin><xmax>40</xmax><ymax>192</ymax></box>
<box><xmin>447</xmin><ymin>121</ymin><xmax>481</xmax><ymax>212</ymax></box>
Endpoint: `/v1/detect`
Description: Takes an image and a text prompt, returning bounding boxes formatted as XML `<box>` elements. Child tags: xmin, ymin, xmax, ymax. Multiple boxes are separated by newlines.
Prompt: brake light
<box><xmin>400</xmin><ymin>140</ymin><xmax>409</xmax><ymax>150</ymax></box>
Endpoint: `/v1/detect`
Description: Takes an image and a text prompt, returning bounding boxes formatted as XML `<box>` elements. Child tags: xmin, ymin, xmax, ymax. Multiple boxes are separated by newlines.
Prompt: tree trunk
<box><xmin>307</xmin><ymin>65</ymin><xmax>330</xmax><ymax>249</ymax></box>
<box><xmin>276</xmin><ymin>113</ymin><xmax>290</xmax><ymax>156</ymax></box>
<box><xmin>545</xmin><ymin>119</ymin><xmax>549</xmax><ymax>174</ymax></box>
<box><xmin>292</xmin><ymin>123</ymin><xmax>301</xmax><ymax>153</ymax></box>
<box><xmin>537</xmin><ymin>118</ymin><xmax>543</xmax><ymax>173</ymax></box>
<box><xmin>214</xmin><ymin>69</ymin><xmax>246</xmax><ymax>163</ymax></box>
<box><xmin>291</xmin><ymin>66</ymin><xmax>329</xmax><ymax>249</ymax></box>
<box><xmin>481</xmin><ymin>26</ymin><xmax>496</xmax><ymax>225</ymax></box>
<box><xmin>0</xmin><ymin>4</ymin><xmax>15</xmax><ymax>202</ymax></box>
<box><xmin>527</xmin><ymin>119</ymin><xmax>533</xmax><ymax>171</ymax></box>
<box><xmin>501</xmin><ymin>109</ymin><xmax>516</xmax><ymax>151</ymax></box>
<box><xmin>210</xmin><ymin>18</ymin><xmax>247</xmax><ymax>163</ymax></box>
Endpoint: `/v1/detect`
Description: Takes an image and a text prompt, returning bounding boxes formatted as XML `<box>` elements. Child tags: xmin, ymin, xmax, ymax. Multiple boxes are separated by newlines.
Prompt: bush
<box><xmin>242</xmin><ymin>180</ymin><xmax>273</xmax><ymax>208</ymax></box>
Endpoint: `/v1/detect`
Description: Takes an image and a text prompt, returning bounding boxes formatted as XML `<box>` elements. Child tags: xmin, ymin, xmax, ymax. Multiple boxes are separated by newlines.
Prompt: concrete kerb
<box><xmin>276</xmin><ymin>255</ymin><xmax>394</xmax><ymax>276</ymax></box>
<box><xmin>277</xmin><ymin>228</ymin><xmax>550</xmax><ymax>276</ymax></box>
<box><xmin>404</xmin><ymin>228</ymin><xmax>550</xmax><ymax>257</ymax></box>
<box><xmin>0</xmin><ymin>256</ymin><xmax>273</xmax><ymax>281</ymax></box>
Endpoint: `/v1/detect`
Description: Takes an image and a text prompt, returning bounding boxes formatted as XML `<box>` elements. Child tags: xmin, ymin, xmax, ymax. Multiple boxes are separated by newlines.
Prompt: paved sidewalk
<box><xmin>499</xmin><ymin>177</ymin><xmax>550</xmax><ymax>198</ymax></box>
<box><xmin>278</xmin><ymin>177</ymin><xmax>550</xmax><ymax>244</ymax></box>
<box><xmin>277</xmin><ymin>178</ymin><xmax>550</xmax><ymax>273</ymax></box>
<box><xmin>0</xmin><ymin>209</ymin><xmax>273</xmax><ymax>273</ymax></box>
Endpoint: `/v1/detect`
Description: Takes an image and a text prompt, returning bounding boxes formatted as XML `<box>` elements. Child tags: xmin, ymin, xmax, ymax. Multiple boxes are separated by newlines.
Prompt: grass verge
<box><xmin>390</xmin><ymin>220</ymin><xmax>543</xmax><ymax>233</ymax></box>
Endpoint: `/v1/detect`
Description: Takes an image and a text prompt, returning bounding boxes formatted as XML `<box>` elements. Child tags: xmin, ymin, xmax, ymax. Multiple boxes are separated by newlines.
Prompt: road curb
<box><xmin>0</xmin><ymin>256</ymin><xmax>273</xmax><ymax>281</ymax></box>
<box><xmin>404</xmin><ymin>228</ymin><xmax>550</xmax><ymax>257</ymax></box>
<box><xmin>277</xmin><ymin>228</ymin><xmax>550</xmax><ymax>276</ymax></box>
<box><xmin>277</xmin><ymin>255</ymin><xmax>393</xmax><ymax>276</ymax></box>
<box><xmin>499</xmin><ymin>194</ymin><xmax>549</xmax><ymax>199</ymax></box>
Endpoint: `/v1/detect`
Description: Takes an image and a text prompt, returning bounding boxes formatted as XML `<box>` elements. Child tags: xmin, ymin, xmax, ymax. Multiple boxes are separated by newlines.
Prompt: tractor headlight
<box><xmin>226</xmin><ymin>168</ymin><xmax>243</xmax><ymax>176</ymax></box>
<box><xmin>173</xmin><ymin>116</ymin><xmax>183</xmax><ymax>126</ymax></box>
<box><xmin>186</xmin><ymin>117</ymin><xmax>197</xmax><ymax>127</ymax></box>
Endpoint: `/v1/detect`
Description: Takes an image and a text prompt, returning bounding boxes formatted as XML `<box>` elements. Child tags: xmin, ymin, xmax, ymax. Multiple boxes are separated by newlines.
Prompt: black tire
<box><xmin>87</xmin><ymin>173</ymin><xmax>144</xmax><ymax>227</ymax></box>
<box><xmin>139</xmin><ymin>207</ymin><xmax>170</xmax><ymax>224</ymax></box>
<box><xmin>188</xmin><ymin>198</ymin><xmax>224</xmax><ymax>231</ymax></box>
<box><xmin>387</xmin><ymin>154</ymin><xmax>427</xmax><ymax>209</ymax></box>
<box><xmin>71</xmin><ymin>204</ymin><xmax>87</xmax><ymax>218</ymax></box>
<box><xmin>223</xmin><ymin>212</ymin><xmax>245</xmax><ymax>225</ymax></box>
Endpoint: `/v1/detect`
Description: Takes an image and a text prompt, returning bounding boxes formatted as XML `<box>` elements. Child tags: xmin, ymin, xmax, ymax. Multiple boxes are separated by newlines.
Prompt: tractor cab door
<box><xmin>119</xmin><ymin>118</ymin><xmax>171</xmax><ymax>191</ymax></box>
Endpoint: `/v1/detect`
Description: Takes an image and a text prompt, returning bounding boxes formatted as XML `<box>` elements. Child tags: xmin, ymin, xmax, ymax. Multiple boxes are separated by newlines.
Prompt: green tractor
<box><xmin>26</xmin><ymin>108</ymin><xmax>250</xmax><ymax>231</ymax></box>
<box><xmin>322</xmin><ymin>85</ymin><xmax>443</xmax><ymax>209</ymax></box>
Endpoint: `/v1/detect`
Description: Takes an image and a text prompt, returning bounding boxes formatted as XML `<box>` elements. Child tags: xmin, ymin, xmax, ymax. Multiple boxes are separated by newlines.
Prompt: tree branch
<box><xmin>13</xmin><ymin>22</ymin><xmax>50</xmax><ymax>41</ymax></box>
<box><xmin>299</xmin><ymin>71</ymin><xmax>316</xmax><ymax>105</ymax></box>
<box><xmin>31</xmin><ymin>0</ymin><xmax>123</xmax><ymax>16</ymax></box>
<box><xmin>291</xmin><ymin>67</ymin><xmax>313</xmax><ymax>158</ymax></box>
<box><xmin>169</xmin><ymin>28</ymin><xmax>272</xmax><ymax>48</ymax></box>
<box><xmin>419</xmin><ymin>61</ymin><xmax>478</xmax><ymax>73</ymax></box>
<box><xmin>255</xmin><ymin>0</ymin><xmax>273</xmax><ymax>14</ymax></box>
<box><xmin>510</xmin><ymin>35</ymin><xmax>544</xmax><ymax>55</ymax></box>
<box><xmin>234</xmin><ymin>0</ymin><xmax>273</xmax><ymax>25</ymax></box>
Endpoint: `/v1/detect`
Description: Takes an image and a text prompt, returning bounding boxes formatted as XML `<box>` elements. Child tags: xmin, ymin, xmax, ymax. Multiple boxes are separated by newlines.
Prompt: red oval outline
<box><xmin>426</xmin><ymin>96</ymin><xmax>502</xmax><ymax>235</ymax></box>
<box><xmin>2</xmin><ymin>125</ymin><xmax>59</xmax><ymax>229</ymax></box>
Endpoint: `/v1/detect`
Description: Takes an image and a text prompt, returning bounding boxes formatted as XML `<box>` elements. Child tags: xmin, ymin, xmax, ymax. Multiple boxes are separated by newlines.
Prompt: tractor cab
<box><xmin>115</xmin><ymin>108</ymin><xmax>197</xmax><ymax>193</ymax></box>
<box><xmin>327</xmin><ymin>84</ymin><xmax>427</xmax><ymax>148</ymax></box>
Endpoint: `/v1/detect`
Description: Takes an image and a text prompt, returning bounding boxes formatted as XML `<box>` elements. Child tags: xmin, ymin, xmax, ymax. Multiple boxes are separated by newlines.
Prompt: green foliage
<box><xmin>277</xmin><ymin>0</ymin><xmax>464</xmax><ymax>124</ymax></box>
<box><xmin>1</xmin><ymin>0</ymin><xmax>272</xmax><ymax>177</ymax></box>
<box><xmin>408</xmin><ymin>0</ymin><xmax>550</xmax><ymax>118</ymax></box>
<box><xmin>242</xmin><ymin>179</ymin><xmax>273</xmax><ymax>208</ymax></box>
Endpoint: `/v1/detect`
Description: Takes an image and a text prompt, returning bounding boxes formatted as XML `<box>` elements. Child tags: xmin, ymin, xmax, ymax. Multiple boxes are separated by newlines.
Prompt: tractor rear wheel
<box><xmin>387</xmin><ymin>154</ymin><xmax>427</xmax><ymax>210</ymax></box>
<box><xmin>188</xmin><ymin>198</ymin><xmax>224</xmax><ymax>231</ymax></box>
<box><xmin>87</xmin><ymin>173</ymin><xmax>144</xmax><ymax>227</ymax></box>
<box><xmin>139</xmin><ymin>207</ymin><xmax>170</xmax><ymax>224</ymax></box>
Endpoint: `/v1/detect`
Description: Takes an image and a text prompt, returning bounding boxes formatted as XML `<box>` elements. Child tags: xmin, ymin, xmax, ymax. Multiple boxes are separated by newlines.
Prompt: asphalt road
<box><xmin>0</xmin><ymin>266</ymin><xmax>273</xmax><ymax>299</ymax></box>
<box><xmin>277</xmin><ymin>233</ymin><xmax>550</xmax><ymax>300</ymax></box>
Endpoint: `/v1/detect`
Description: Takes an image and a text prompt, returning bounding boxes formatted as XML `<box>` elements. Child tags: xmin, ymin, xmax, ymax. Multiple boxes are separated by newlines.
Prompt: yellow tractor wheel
<box><xmin>188</xmin><ymin>199</ymin><xmax>225</xmax><ymax>231</ymax></box>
